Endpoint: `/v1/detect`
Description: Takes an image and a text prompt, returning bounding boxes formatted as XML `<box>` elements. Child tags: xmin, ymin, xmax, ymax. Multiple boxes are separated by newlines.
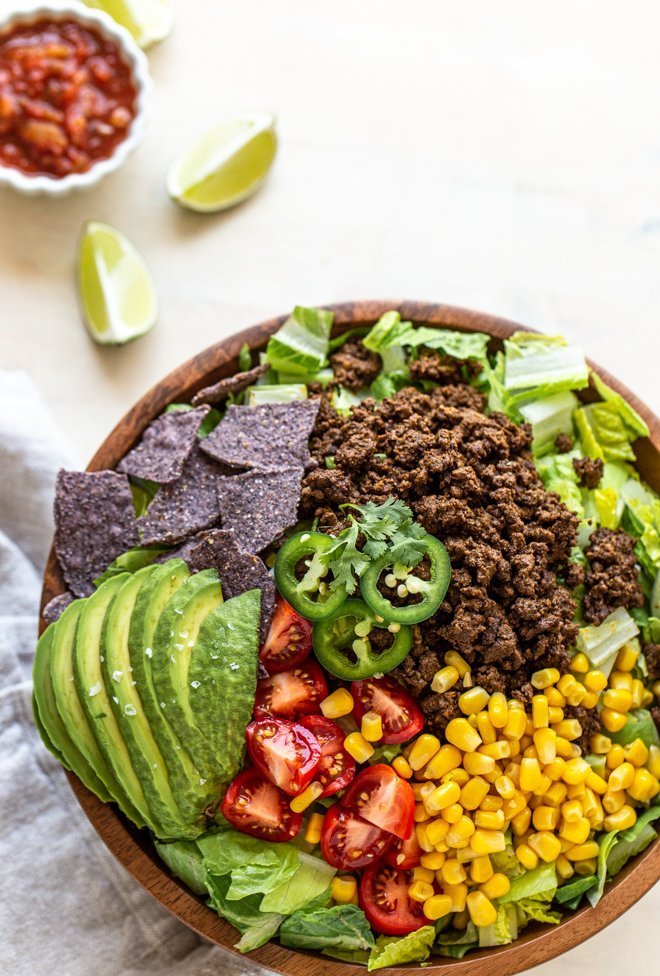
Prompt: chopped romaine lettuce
<box><xmin>367</xmin><ymin>925</ymin><xmax>436</xmax><ymax>971</ymax></box>
<box><xmin>498</xmin><ymin>862</ymin><xmax>557</xmax><ymax>904</ymax></box>
<box><xmin>575</xmin><ymin>607</ymin><xmax>640</xmax><ymax>669</ymax></box>
<box><xmin>247</xmin><ymin>384</ymin><xmax>308</xmax><ymax>406</ymax></box>
<box><xmin>490</xmin><ymin>845</ymin><xmax>525</xmax><ymax>879</ymax></box>
<box><xmin>266</xmin><ymin>306</ymin><xmax>333</xmax><ymax>377</ymax></box>
<box><xmin>393</xmin><ymin>324</ymin><xmax>490</xmax><ymax>363</ymax></box>
<box><xmin>555</xmin><ymin>875</ymin><xmax>597</xmax><ymax>909</ymax></box>
<box><xmin>238</xmin><ymin>342</ymin><xmax>251</xmax><ymax>372</ymax></box>
<box><xmin>154</xmin><ymin>839</ymin><xmax>207</xmax><ymax>895</ymax></box>
<box><xmin>93</xmin><ymin>544</ymin><xmax>168</xmax><ymax>586</ymax></box>
<box><xmin>196</xmin><ymin>830</ymin><xmax>298</xmax><ymax>878</ymax></box>
<box><xmin>586</xmin><ymin>830</ymin><xmax>620</xmax><ymax>907</ymax></box>
<box><xmin>501</xmin><ymin>332</ymin><xmax>589</xmax><ymax>402</ymax></box>
<box><xmin>279</xmin><ymin>904</ymin><xmax>375</xmax><ymax>951</ymax></box>
<box><xmin>331</xmin><ymin>385</ymin><xmax>364</xmax><ymax>416</ymax></box>
<box><xmin>517</xmin><ymin>898</ymin><xmax>561</xmax><ymax>925</ymax></box>
<box><xmin>591</xmin><ymin>373</ymin><xmax>649</xmax><ymax>439</ymax></box>
<box><xmin>260</xmin><ymin>852</ymin><xmax>335</xmax><ymax>914</ymax></box>
<box><xmin>652</xmin><ymin>569</ymin><xmax>660</xmax><ymax>616</ymax></box>
<box><xmin>519</xmin><ymin>391</ymin><xmax>578</xmax><ymax>457</ymax></box>
<box><xmin>204</xmin><ymin>873</ymin><xmax>284</xmax><ymax>953</ymax></box>
<box><xmin>606</xmin><ymin>806</ymin><xmax>660</xmax><ymax>876</ymax></box>
<box><xmin>479</xmin><ymin>904</ymin><xmax>518</xmax><ymax>946</ymax></box>
<box><xmin>609</xmin><ymin>708</ymin><xmax>660</xmax><ymax>748</ymax></box>
<box><xmin>277</xmin><ymin>366</ymin><xmax>334</xmax><ymax>387</ymax></box>
<box><xmin>575</xmin><ymin>402</ymin><xmax>637</xmax><ymax>462</ymax></box>
<box><xmin>363</xmin><ymin>310</ymin><xmax>410</xmax><ymax>353</ymax></box>
<box><xmin>536</xmin><ymin>450</ymin><xmax>584</xmax><ymax>517</ymax></box>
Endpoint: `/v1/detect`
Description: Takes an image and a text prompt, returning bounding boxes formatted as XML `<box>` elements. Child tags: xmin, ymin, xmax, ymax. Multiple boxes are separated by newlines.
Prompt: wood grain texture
<box><xmin>41</xmin><ymin>301</ymin><xmax>660</xmax><ymax>976</ymax></box>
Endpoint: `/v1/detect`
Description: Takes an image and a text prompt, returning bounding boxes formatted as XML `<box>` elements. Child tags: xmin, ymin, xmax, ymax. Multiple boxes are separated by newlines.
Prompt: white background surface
<box><xmin>1</xmin><ymin>1</ymin><xmax>658</xmax><ymax>973</ymax></box>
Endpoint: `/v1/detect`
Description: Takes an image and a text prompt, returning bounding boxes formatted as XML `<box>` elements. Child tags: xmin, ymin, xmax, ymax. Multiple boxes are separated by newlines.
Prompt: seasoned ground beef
<box><xmin>646</xmin><ymin>644</ymin><xmax>660</xmax><ymax>682</ymax></box>
<box><xmin>408</xmin><ymin>350</ymin><xmax>465</xmax><ymax>386</ymax></box>
<box><xmin>301</xmin><ymin>381</ymin><xmax>580</xmax><ymax>731</ymax></box>
<box><xmin>329</xmin><ymin>340</ymin><xmax>381</xmax><ymax>391</ymax></box>
<box><xmin>583</xmin><ymin>528</ymin><xmax>644</xmax><ymax>625</ymax></box>
<box><xmin>573</xmin><ymin>456</ymin><xmax>604</xmax><ymax>489</ymax></box>
<box><xmin>555</xmin><ymin>433</ymin><xmax>574</xmax><ymax>453</ymax></box>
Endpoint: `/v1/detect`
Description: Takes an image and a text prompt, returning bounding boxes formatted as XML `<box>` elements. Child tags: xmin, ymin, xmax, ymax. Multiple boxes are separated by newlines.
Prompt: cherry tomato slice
<box><xmin>351</xmin><ymin>676</ymin><xmax>424</xmax><ymax>744</ymax></box>
<box><xmin>259</xmin><ymin>595</ymin><xmax>313</xmax><ymax>674</ymax></box>
<box><xmin>221</xmin><ymin>768</ymin><xmax>302</xmax><ymax>842</ymax></box>
<box><xmin>254</xmin><ymin>661</ymin><xmax>328</xmax><ymax>719</ymax></box>
<box><xmin>385</xmin><ymin>830</ymin><xmax>423</xmax><ymax>870</ymax></box>
<box><xmin>246</xmin><ymin>717</ymin><xmax>321</xmax><ymax>795</ymax></box>
<box><xmin>359</xmin><ymin>863</ymin><xmax>427</xmax><ymax>936</ymax></box>
<box><xmin>299</xmin><ymin>715</ymin><xmax>356</xmax><ymax>796</ymax></box>
<box><xmin>320</xmin><ymin>804</ymin><xmax>395</xmax><ymax>870</ymax></box>
<box><xmin>341</xmin><ymin>764</ymin><xmax>414</xmax><ymax>840</ymax></box>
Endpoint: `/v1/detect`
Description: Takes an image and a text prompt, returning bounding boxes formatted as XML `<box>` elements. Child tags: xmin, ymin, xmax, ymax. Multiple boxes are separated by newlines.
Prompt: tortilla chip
<box><xmin>42</xmin><ymin>591</ymin><xmax>74</xmax><ymax>626</ymax></box>
<box><xmin>117</xmin><ymin>406</ymin><xmax>210</xmax><ymax>484</ymax></box>
<box><xmin>216</xmin><ymin>466</ymin><xmax>303</xmax><ymax>554</ymax></box>
<box><xmin>191</xmin><ymin>363</ymin><xmax>269</xmax><ymax>406</ymax></box>
<box><xmin>200</xmin><ymin>400</ymin><xmax>320</xmax><ymax>471</ymax></box>
<box><xmin>54</xmin><ymin>470</ymin><xmax>139</xmax><ymax>597</ymax></box>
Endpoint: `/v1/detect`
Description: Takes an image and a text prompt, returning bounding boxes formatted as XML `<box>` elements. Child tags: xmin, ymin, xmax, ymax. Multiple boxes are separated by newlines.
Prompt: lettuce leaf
<box><xmin>491</xmin><ymin>845</ymin><xmax>526</xmax><ymax>879</ymax></box>
<box><xmin>498</xmin><ymin>862</ymin><xmax>557</xmax><ymax>904</ymax></box>
<box><xmin>575</xmin><ymin>607</ymin><xmax>640</xmax><ymax>669</ymax></box>
<box><xmin>591</xmin><ymin>373</ymin><xmax>649</xmax><ymax>439</ymax></box>
<box><xmin>367</xmin><ymin>925</ymin><xmax>436</xmax><ymax>971</ymax></box>
<box><xmin>479</xmin><ymin>905</ymin><xmax>518</xmax><ymax>946</ymax></box>
<box><xmin>266</xmin><ymin>306</ymin><xmax>333</xmax><ymax>376</ymax></box>
<box><xmin>536</xmin><ymin>450</ymin><xmax>584</xmax><ymax>517</ymax></box>
<box><xmin>204</xmin><ymin>873</ymin><xmax>284</xmax><ymax>953</ymax></box>
<box><xmin>520</xmin><ymin>391</ymin><xmax>578</xmax><ymax>457</ymax></box>
<box><xmin>517</xmin><ymin>898</ymin><xmax>561</xmax><ymax>925</ymax></box>
<box><xmin>394</xmin><ymin>324</ymin><xmax>490</xmax><ymax>363</ymax></box>
<box><xmin>606</xmin><ymin>806</ymin><xmax>660</xmax><ymax>876</ymax></box>
<box><xmin>609</xmin><ymin>708</ymin><xmax>660</xmax><ymax>748</ymax></box>
<box><xmin>331</xmin><ymin>385</ymin><xmax>363</xmax><ymax>417</ymax></box>
<box><xmin>586</xmin><ymin>830</ymin><xmax>620</xmax><ymax>907</ymax></box>
<box><xmin>154</xmin><ymin>839</ymin><xmax>207</xmax><ymax>895</ymax></box>
<box><xmin>247</xmin><ymin>384</ymin><xmax>308</xmax><ymax>406</ymax></box>
<box><xmin>575</xmin><ymin>403</ymin><xmax>636</xmax><ymax>462</ymax></box>
<box><xmin>279</xmin><ymin>904</ymin><xmax>375</xmax><ymax>951</ymax></box>
<box><xmin>196</xmin><ymin>830</ymin><xmax>298</xmax><ymax>877</ymax></box>
<box><xmin>501</xmin><ymin>332</ymin><xmax>589</xmax><ymax>401</ymax></box>
<box><xmin>260</xmin><ymin>852</ymin><xmax>335</xmax><ymax>914</ymax></box>
<box><xmin>555</xmin><ymin>875</ymin><xmax>597</xmax><ymax>909</ymax></box>
<box><xmin>93</xmin><ymin>544</ymin><xmax>168</xmax><ymax>586</ymax></box>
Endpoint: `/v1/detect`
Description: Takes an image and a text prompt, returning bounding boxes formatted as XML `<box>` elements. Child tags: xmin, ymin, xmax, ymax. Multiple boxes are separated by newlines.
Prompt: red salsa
<box><xmin>0</xmin><ymin>18</ymin><xmax>137</xmax><ymax>178</ymax></box>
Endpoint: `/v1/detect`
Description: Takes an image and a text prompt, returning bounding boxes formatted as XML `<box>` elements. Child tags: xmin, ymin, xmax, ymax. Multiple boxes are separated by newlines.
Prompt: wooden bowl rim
<box><xmin>40</xmin><ymin>300</ymin><xmax>660</xmax><ymax>976</ymax></box>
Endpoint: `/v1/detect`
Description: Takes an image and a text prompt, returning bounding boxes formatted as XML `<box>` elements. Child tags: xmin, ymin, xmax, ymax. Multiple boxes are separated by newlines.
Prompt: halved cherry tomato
<box><xmin>246</xmin><ymin>717</ymin><xmax>321</xmax><ymax>796</ymax></box>
<box><xmin>254</xmin><ymin>661</ymin><xmax>328</xmax><ymax>719</ymax></box>
<box><xmin>359</xmin><ymin>863</ymin><xmax>427</xmax><ymax>936</ymax></box>
<box><xmin>320</xmin><ymin>804</ymin><xmax>395</xmax><ymax>870</ymax></box>
<box><xmin>341</xmin><ymin>764</ymin><xmax>414</xmax><ymax>840</ymax></box>
<box><xmin>259</xmin><ymin>595</ymin><xmax>313</xmax><ymax>674</ymax></box>
<box><xmin>351</xmin><ymin>676</ymin><xmax>424</xmax><ymax>744</ymax></box>
<box><xmin>385</xmin><ymin>830</ymin><xmax>422</xmax><ymax>871</ymax></box>
<box><xmin>299</xmin><ymin>715</ymin><xmax>356</xmax><ymax>796</ymax></box>
<box><xmin>221</xmin><ymin>768</ymin><xmax>302</xmax><ymax>842</ymax></box>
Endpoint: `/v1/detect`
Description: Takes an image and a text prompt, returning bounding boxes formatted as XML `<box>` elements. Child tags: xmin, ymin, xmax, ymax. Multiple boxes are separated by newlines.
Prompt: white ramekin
<box><xmin>0</xmin><ymin>1</ymin><xmax>151</xmax><ymax>196</ymax></box>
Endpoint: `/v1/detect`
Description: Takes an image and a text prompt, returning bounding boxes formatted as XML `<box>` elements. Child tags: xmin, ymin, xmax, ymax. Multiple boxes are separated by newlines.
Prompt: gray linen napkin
<box><xmin>0</xmin><ymin>371</ymin><xmax>268</xmax><ymax>976</ymax></box>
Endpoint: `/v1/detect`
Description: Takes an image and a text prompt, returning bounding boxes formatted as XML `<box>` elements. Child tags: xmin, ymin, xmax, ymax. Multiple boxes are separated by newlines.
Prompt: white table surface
<box><xmin>1</xmin><ymin>1</ymin><xmax>658</xmax><ymax>973</ymax></box>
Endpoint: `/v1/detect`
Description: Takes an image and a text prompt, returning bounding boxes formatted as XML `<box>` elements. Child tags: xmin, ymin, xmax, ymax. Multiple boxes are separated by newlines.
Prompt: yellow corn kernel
<box><xmin>533</xmin><ymin>729</ymin><xmax>556</xmax><ymax>767</ymax></box>
<box><xmin>628</xmin><ymin>768</ymin><xmax>659</xmax><ymax>802</ymax></box>
<box><xmin>304</xmin><ymin>811</ymin><xmax>325</xmax><ymax>845</ymax></box>
<box><xmin>503</xmin><ymin>708</ymin><xmax>527</xmax><ymax>742</ymax></box>
<box><xmin>446</xmin><ymin>718</ymin><xmax>482</xmax><ymax>753</ymax></box>
<box><xmin>609</xmin><ymin>670</ymin><xmax>633</xmax><ymax>691</ymax></box>
<box><xmin>582</xmin><ymin>692</ymin><xmax>599</xmax><ymax>710</ymax></box>
<box><xmin>425</xmin><ymin>818</ymin><xmax>450</xmax><ymax>847</ymax></box>
<box><xmin>290</xmin><ymin>781</ymin><xmax>324</xmax><ymax>813</ymax></box>
<box><xmin>532</xmin><ymin>805</ymin><xmax>560</xmax><ymax>831</ymax></box>
<box><xmin>343</xmin><ymin>732</ymin><xmax>375</xmax><ymax>764</ymax></box>
<box><xmin>556</xmin><ymin>673</ymin><xmax>576</xmax><ymax>696</ymax></box>
<box><xmin>545</xmin><ymin>686</ymin><xmax>567</xmax><ymax>707</ymax></box>
<box><xmin>566</xmin><ymin>841</ymin><xmax>600</xmax><ymax>862</ymax></box>
<box><xmin>533</xmin><ymin>774</ymin><xmax>553</xmax><ymax>798</ymax></box>
<box><xmin>504</xmin><ymin>760</ymin><xmax>521</xmax><ymax>781</ymax></box>
<box><xmin>590</xmin><ymin>734</ymin><xmax>612</xmax><ymax>755</ymax></box>
<box><xmin>443</xmin><ymin>803</ymin><xmax>464</xmax><ymax>825</ymax></box>
<box><xmin>531</xmin><ymin>668</ymin><xmax>560</xmax><ymax>690</ymax></box>
<box><xmin>431</xmin><ymin>665</ymin><xmax>460</xmax><ymax>694</ymax></box>
<box><xmin>603</xmin><ymin>688</ymin><xmax>633</xmax><ymax>713</ymax></box>
<box><xmin>392</xmin><ymin>755</ymin><xmax>413</xmax><ymax>780</ymax></box>
<box><xmin>556</xmin><ymin>853</ymin><xmax>575</xmax><ymax>880</ymax></box>
<box><xmin>485</xmin><ymin>692</ymin><xmax>508</xmax><ymax>729</ymax></box>
<box><xmin>361</xmin><ymin>711</ymin><xmax>383</xmax><ymax>743</ymax></box>
<box><xmin>416</xmin><ymin>823</ymin><xmax>435</xmax><ymax>852</ymax></box>
<box><xmin>458</xmin><ymin>686</ymin><xmax>490</xmax><ymax>716</ymax></box>
<box><xmin>528</xmin><ymin>831</ymin><xmax>562</xmax><ymax>862</ymax></box>
<box><xmin>503</xmin><ymin>790</ymin><xmax>528</xmax><ymax>820</ymax></box>
<box><xmin>410</xmin><ymin>867</ymin><xmax>433</xmax><ymax>885</ymax></box>
<box><xmin>584</xmin><ymin>670</ymin><xmax>608</xmax><ymax>693</ymax></box>
<box><xmin>459</xmin><ymin>777</ymin><xmax>489</xmax><ymax>812</ymax></box>
<box><xmin>426</xmin><ymin>780</ymin><xmax>461</xmax><ymax>814</ymax></box>
<box><xmin>561</xmin><ymin>799</ymin><xmax>583</xmax><ymax>824</ymax></box>
<box><xmin>624</xmin><ymin>739</ymin><xmax>649</xmax><ymax>768</ymax></box>
<box><xmin>630</xmin><ymin>679</ymin><xmax>645</xmax><ymax>710</ymax></box>
<box><xmin>476</xmin><ymin>711</ymin><xmax>497</xmax><ymax>746</ymax></box>
<box><xmin>445</xmin><ymin>650</ymin><xmax>470</xmax><ymax>676</ymax></box>
<box><xmin>331</xmin><ymin>876</ymin><xmax>358</xmax><ymax>904</ymax></box>
<box><xmin>455</xmin><ymin>846</ymin><xmax>480</xmax><ymax>864</ymax></box>
<box><xmin>544</xmin><ymin>782</ymin><xmax>568</xmax><ymax>808</ymax></box>
<box><xmin>480</xmin><ymin>740</ymin><xmax>511</xmax><ymax>761</ymax></box>
<box><xmin>420</xmin><ymin>850</ymin><xmax>446</xmax><ymax>870</ymax></box>
<box><xmin>557</xmin><ymin>739</ymin><xmax>581</xmax><ymax>760</ymax></box>
<box><xmin>648</xmin><ymin>745</ymin><xmax>660</xmax><ymax>779</ymax></box>
<box><xmin>547</xmin><ymin>707</ymin><xmax>564</xmax><ymax>726</ymax></box>
<box><xmin>409</xmin><ymin>734</ymin><xmax>441</xmax><ymax>771</ymax></box>
<box><xmin>544</xmin><ymin>758</ymin><xmax>566</xmax><ymax>782</ymax></box>
<box><xmin>523</xmin><ymin>744</ymin><xmax>539</xmax><ymax>761</ymax></box>
<box><xmin>481</xmin><ymin>872</ymin><xmax>511</xmax><ymax>900</ymax></box>
<box><xmin>575</xmin><ymin>857</ymin><xmax>598</xmax><ymax>876</ymax></box>
<box><xmin>647</xmin><ymin>686</ymin><xmax>659</xmax><ymax>703</ymax></box>
<box><xmin>446</xmin><ymin>817</ymin><xmax>476</xmax><ymax>848</ymax></box>
<box><xmin>442</xmin><ymin>768</ymin><xmax>470</xmax><ymax>787</ymax></box>
<box><xmin>570</xmin><ymin>652</ymin><xmax>590</xmax><ymax>674</ymax></box>
<box><xmin>408</xmin><ymin>880</ymin><xmax>435</xmax><ymax>903</ymax></box>
<box><xmin>320</xmin><ymin>687</ymin><xmax>354</xmax><ymax>719</ymax></box>
<box><xmin>559</xmin><ymin>816</ymin><xmax>591</xmax><ymax>845</ymax></box>
<box><xmin>474</xmin><ymin>809</ymin><xmax>505</xmax><ymax>831</ymax></box>
<box><xmin>607</xmin><ymin>746</ymin><xmax>626</xmax><ymax>771</ymax></box>
<box><xmin>494</xmin><ymin>775</ymin><xmax>516</xmax><ymax>800</ymax></box>
<box><xmin>444</xmin><ymin>882</ymin><xmax>468</xmax><ymax>912</ymax></box>
<box><xmin>608</xmin><ymin>761</ymin><xmax>635</xmax><ymax>792</ymax></box>
<box><xmin>615</xmin><ymin>643</ymin><xmax>639</xmax><ymax>672</ymax></box>
<box><xmin>423</xmin><ymin>743</ymin><xmax>462</xmax><ymax>781</ymax></box>
<box><xmin>604</xmin><ymin>805</ymin><xmax>637</xmax><ymax>831</ymax></box>
<box><xmin>469</xmin><ymin>854</ymin><xmax>494</xmax><ymax>884</ymax></box>
<box><xmin>582</xmin><ymin>788</ymin><xmax>603</xmax><ymax>823</ymax></box>
<box><xmin>511</xmin><ymin>807</ymin><xmax>531</xmax><ymax>837</ymax></box>
<box><xmin>519</xmin><ymin>757</ymin><xmax>543</xmax><ymax>792</ymax></box>
<box><xmin>441</xmin><ymin>858</ymin><xmax>467</xmax><ymax>886</ymax></box>
<box><xmin>467</xmin><ymin>890</ymin><xmax>497</xmax><ymax>927</ymax></box>
<box><xmin>467</xmin><ymin>714</ymin><xmax>479</xmax><ymax>728</ymax></box>
<box><xmin>423</xmin><ymin>893</ymin><xmax>453</xmax><ymax>921</ymax></box>
<box><xmin>567</xmin><ymin>683</ymin><xmax>588</xmax><ymax>707</ymax></box>
<box><xmin>603</xmin><ymin>790</ymin><xmax>626</xmax><ymax>814</ymax></box>
<box><xmin>480</xmin><ymin>794</ymin><xmax>504</xmax><ymax>812</ymax></box>
<box><xmin>585</xmin><ymin>769</ymin><xmax>608</xmax><ymax>795</ymax></box>
<box><xmin>515</xmin><ymin>842</ymin><xmax>539</xmax><ymax>870</ymax></box>
<box><xmin>601</xmin><ymin>708</ymin><xmax>627</xmax><ymax>734</ymax></box>
<box><xmin>415</xmin><ymin>803</ymin><xmax>431</xmax><ymax>824</ymax></box>
<box><xmin>531</xmin><ymin>695</ymin><xmax>549</xmax><ymax>729</ymax></box>
<box><xmin>552</xmin><ymin>719</ymin><xmax>583</xmax><ymax>742</ymax></box>
<box><xmin>561</xmin><ymin>757</ymin><xmax>590</xmax><ymax>785</ymax></box>
<box><xmin>463</xmin><ymin>752</ymin><xmax>496</xmax><ymax>776</ymax></box>
<box><xmin>470</xmin><ymin>829</ymin><xmax>506</xmax><ymax>855</ymax></box>
<box><xmin>566</xmin><ymin>781</ymin><xmax>587</xmax><ymax>799</ymax></box>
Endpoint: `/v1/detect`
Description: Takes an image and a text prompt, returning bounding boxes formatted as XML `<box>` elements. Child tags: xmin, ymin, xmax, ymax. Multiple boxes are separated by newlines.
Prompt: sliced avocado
<box><xmin>73</xmin><ymin>575</ymin><xmax>153</xmax><ymax>830</ymax></box>
<box><xmin>49</xmin><ymin>599</ymin><xmax>143</xmax><ymax>823</ymax></box>
<box><xmin>128</xmin><ymin>561</ymin><xmax>214</xmax><ymax>826</ymax></box>
<box><xmin>101</xmin><ymin>565</ymin><xmax>200</xmax><ymax>839</ymax></box>
<box><xmin>32</xmin><ymin>688</ymin><xmax>68</xmax><ymax>768</ymax></box>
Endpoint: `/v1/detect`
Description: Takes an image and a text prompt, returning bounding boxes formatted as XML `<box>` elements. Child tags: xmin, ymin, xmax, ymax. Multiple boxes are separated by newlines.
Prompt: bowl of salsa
<box><xmin>0</xmin><ymin>2</ymin><xmax>151</xmax><ymax>195</ymax></box>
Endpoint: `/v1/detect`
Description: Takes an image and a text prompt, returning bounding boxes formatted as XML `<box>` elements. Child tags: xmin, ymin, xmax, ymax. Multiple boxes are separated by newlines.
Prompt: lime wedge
<box><xmin>82</xmin><ymin>0</ymin><xmax>173</xmax><ymax>48</ymax></box>
<box><xmin>77</xmin><ymin>221</ymin><xmax>158</xmax><ymax>346</ymax></box>
<box><xmin>167</xmin><ymin>113</ymin><xmax>277</xmax><ymax>213</ymax></box>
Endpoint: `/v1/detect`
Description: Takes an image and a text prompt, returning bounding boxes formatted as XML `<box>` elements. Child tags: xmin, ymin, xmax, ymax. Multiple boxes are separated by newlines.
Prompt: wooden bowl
<box><xmin>40</xmin><ymin>301</ymin><xmax>660</xmax><ymax>976</ymax></box>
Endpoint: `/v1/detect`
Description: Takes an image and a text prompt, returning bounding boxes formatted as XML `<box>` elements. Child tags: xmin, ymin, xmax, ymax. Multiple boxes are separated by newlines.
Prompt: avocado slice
<box><xmin>73</xmin><ymin>575</ymin><xmax>153</xmax><ymax>831</ymax></box>
<box><xmin>101</xmin><ymin>565</ymin><xmax>200</xmax><ymax>839</ymax></box>
<box><xmin>49</xmin><ymin>599</ymin><xmax>143</xmax><ymax>824</ymax></box>
<box><xmin>128</xmin><ymin>561</ymin><xmax>214</xmax><ymax>827</ymax></box>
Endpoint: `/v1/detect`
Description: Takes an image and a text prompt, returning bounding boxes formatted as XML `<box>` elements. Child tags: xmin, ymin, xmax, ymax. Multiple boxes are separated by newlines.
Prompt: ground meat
<box><xmin>300</xmin><ymin>375</ymin><xmax>580</xmax><ymax>733</ymax></box>
<box><xmin>573</xmin><ymin>456</ymin><xmax>604</xmax><ymax>489</ymax></box>
<box><xmin>329</xmin><ymin>340</ymin><xmax>381</xmax><ymax>391</ymax></box>
<box><xmin>408</xmin><ymin>350</ymin><xmax>464</xmax><ymax>385</ymax></box>
<box><xmin>646</xmin><ymin>644</ymin><xmax>660</xmax><ymax>682</ymax></box>
<box><xmin>555</xmin><ymin>433</ymin><xmax>574</xmax><ymax>453</ymax></box>
<box><xmin>583</xmin><ymin>528</ymin><xmax>644</xmax><ymax>625</ymax></box>
<box><xmin>566</xmin><ymin>705</ymin><xmax>601</xmax><ymax>752</ymax></box>
<box><xmin>652</xmin><ymin>705</ymin><xmax>660</xmax><ymax>732</ymax></box>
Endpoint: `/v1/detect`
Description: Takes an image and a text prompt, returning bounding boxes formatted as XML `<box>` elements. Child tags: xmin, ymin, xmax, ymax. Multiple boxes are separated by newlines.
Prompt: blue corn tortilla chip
<box><xmin>117</xmin><ymin>405</ymin><xmax>210</xmax><ymax>484</ymax></box>
<box><xmin>54</xmin><ymin>470</ymin><xmax>139</xmax><ymax>597</ymax></box>
<box><xmin>42</xmin><ymin>591</ymin><xmax>74</xmax><ymax>626</ymax></box>
<box><xmin>190</xmin><ymin>363</ymin><xmax>269</xmax><ymax>407</ymax></box>
<box><xmin>137</xmin><ymin>443</ymin><xmax>227</xmax><ymax>546</ymax></box>
<box><xmin>216</xmin><ymin>466</ymin><xmax>304</xmax><ymax>554</ymax></box>
<box><xmin>200</xmin><ymin>399</ymin><xmax>320</xmax><ymax>471</ymax></box>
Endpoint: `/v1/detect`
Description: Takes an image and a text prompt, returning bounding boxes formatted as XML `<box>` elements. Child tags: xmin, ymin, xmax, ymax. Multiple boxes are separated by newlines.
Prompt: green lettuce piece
<box><xmin>277</xmin><ymin>367</ymin><xmax>334</xmax><ymax>387</ymax></box>
<box><xmin>517</xmin><ymin>899</ymin><xmax>561</xmax><ymax>925</ymax></box>
<box><xmin>247</xmin><ymin>384</ymin><xmax>308</xmax><ymax>406</ymax></box>
<box><xmin>93</xmin><ymin>545</ymin><xmax>168</xmax><ymax>586</ymax></box>
<box><xmin>575</xmin><ymin>403</ymin><xmax>636</xmax><ymax>462</ymax></box>
<box><xmin>196</xmin><ymin>830</ymin><xmax>299</xmax><ymax>877</ymax></box>
<box><xmin>328</xmin><ymin>326</ymin><xmax>370</xmax><ymax>352</ymax></box>
<box><xmin>394</xmin><ymin>324</ymin><xmax>490</xmax><ymax>363</ymax></box>
<box><xmin>226</xmin><ymin>848</ymin><xmax>299</xmax><ymax>901</ymax></box>
<box><xmin>437</xmin><ymin>942</ymin><xmax>478</xmax><ymax>959</ymax></box>
<box><xmin>367</xmin><ymin>925</ymin><xmax>436</xmax><ymax>971</ymax></box>
<box><xmin>260</xmin><ymin>852</ymin><xmax>335</xmax><ymax>915</ymax></box>
<box><xmin>238</xmin><ymin>342</ymin><xmax>251</xmax><ymax>372</ymax></box>
<box><xmin>652</xmin><ymin>569</ymin><xmax>660</xmax><ymax>616</ymax></box>
<box><xmin>266</xmin><ymin>306</ymin><xmax>333</xmax><ymax>377</ymax></box>
<box><xmin>322</xmin><ymin>948</ymin><xmax>371</xmax><ymax>964</ymax></box>
<box><xmin>586</xmin><ymin>830</ymin><xmax>620</xmax><ymax>907</ymax></box>
<box><xmin>520</xmin><ymin>391</ymin><xmax>578</xmax><ymax>457</ymax></box>
<box><xmin>609</xmin><ymin>708</ymin><xmax>660</xmax><ymax>748</ymax></box>
<box><xmin>279</xmin><ymin>904</ymin><xmax>375</xmax><ymax>951</ymax></box>
<box><xmin>331</xmin><ymin>385</ymin><xmax>364</xmax><ymax>416</ymax></box>
<box><xmin>499</xmin><ymin>862</ymin><xmax>557</xmax><ymax>904</ymax></box>
<box><xmin>501</xmin><ymin>332</ymin><xmax>589</xmax><ymax>401</ymax></box>
<box><xmin>204</xmin><ymin>873</ymin><xmax>284</xmax><ymax>953</ymax></box>
<box><xmin>575</xmin><ymin>607</ymin><xmax>640</xmax><ymax>668</ymax></box>
<box><xmin>363</xmin><ymin>310</ymin><xmax>410</xmax><ymax>352</ymax></box>
<box><xmin>479</xmin><ymin>905</ymin><xmax>518</xmax><ymax>947</ymax></box>
<box><xmin>591</xmin><ymin>373</ymin><xmax>649</xmax><ymax>439</ymax></box>
<box><xmin>435</xmin><ymin>921</ymin><xmax>479</xmax><ymax>956</ymax></box>
<box><xmin>491</xmin><ymin>845</ymin><xmax>525</xmax><ymax>879</ymax></box>
<box><xmin>555</xmin><ymin>875</ymin><xmax>597</xmax><ymax>908</ymax></box>
<box><xmin>606</xmin><ymin>806</ymin><xmax>660</xmax><ymax>876</ymax></box>
<box><xmin>154</xmin><ymin>839</ymin><xmax>207</xmax><ymax>895</ymax></box>
<box><xmin>536</xmin><ymin>450</ymin><xmax>584</xmax><ymax>516</ymax></box>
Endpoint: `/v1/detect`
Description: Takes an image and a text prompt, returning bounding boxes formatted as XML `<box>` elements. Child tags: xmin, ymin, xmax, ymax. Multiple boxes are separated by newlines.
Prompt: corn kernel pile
<box><xmin>318</xmin><ymin>643</ymin><xmax>660</xmax><ymax>927</ymax></box>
